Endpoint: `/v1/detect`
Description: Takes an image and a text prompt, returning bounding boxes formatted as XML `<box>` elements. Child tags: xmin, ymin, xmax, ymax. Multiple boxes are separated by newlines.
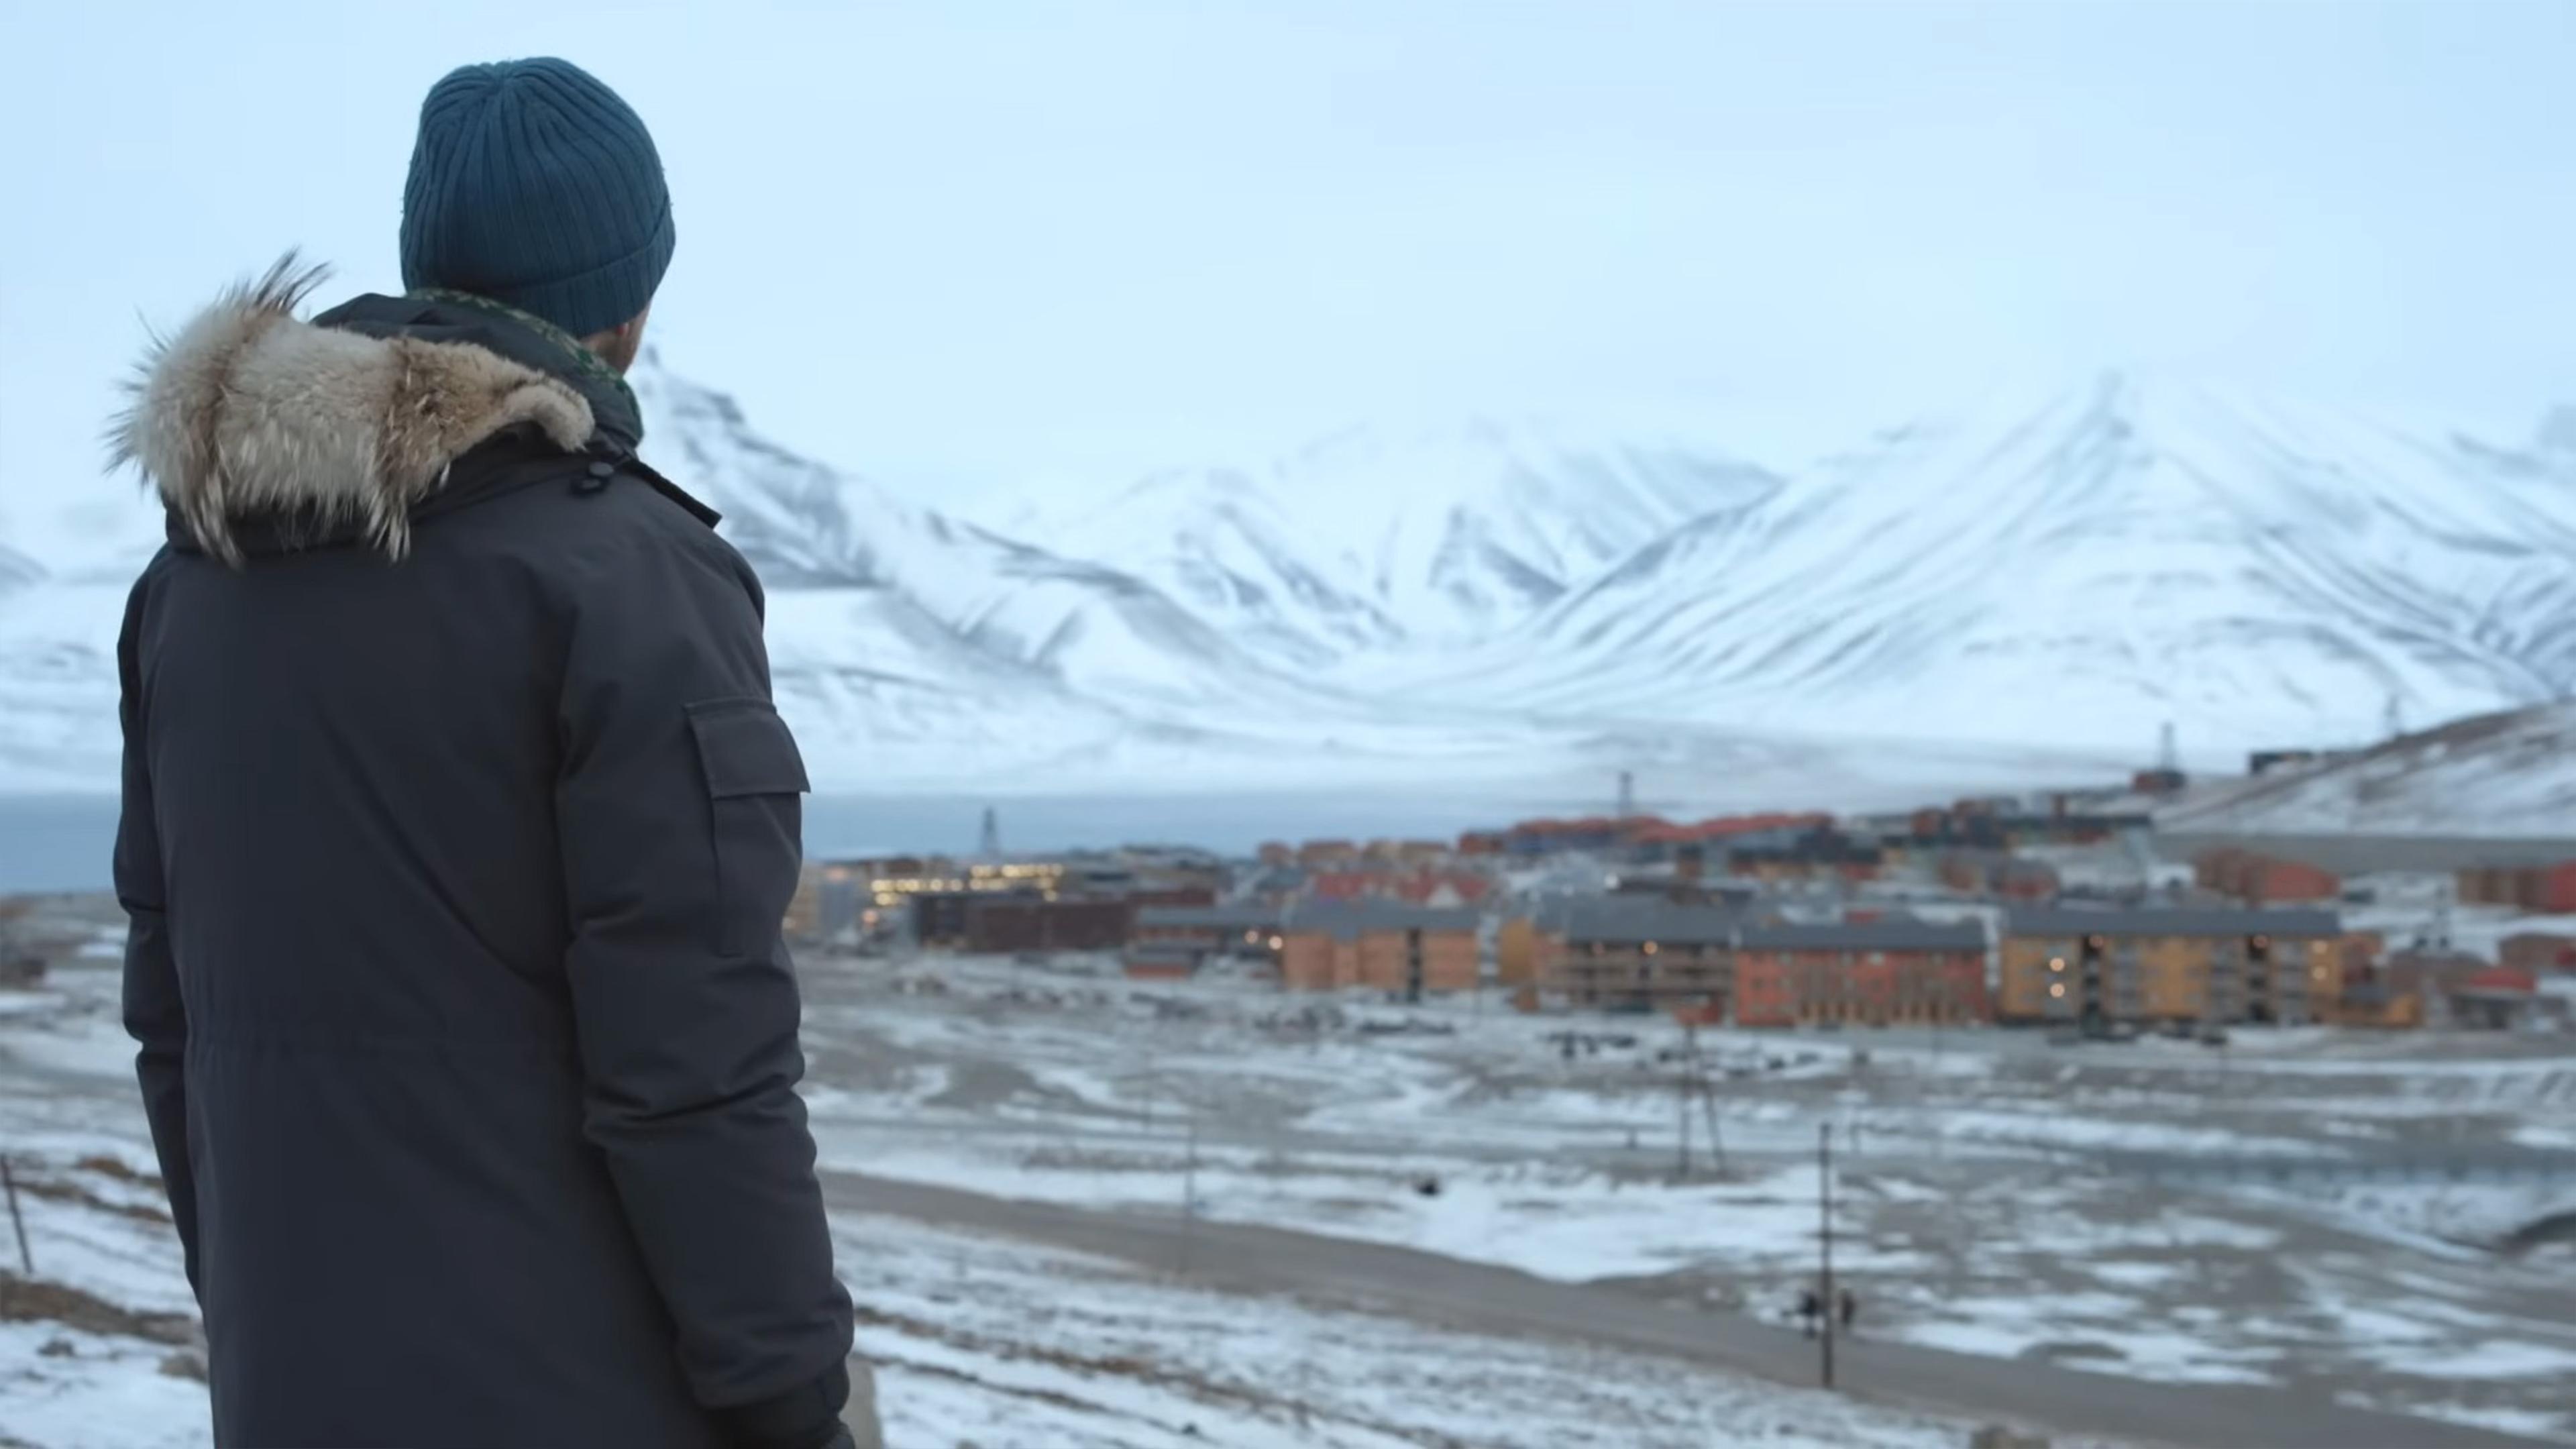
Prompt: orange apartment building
<box><xmin>2194</xmin><ymin>849</ymin><xmax>2341</xmax><ymax>904</ymax></box>
<box><xmin>2502</xmin><ymin>932</ymin><xmax>2576</xmax><ymax>975</ymax></box>
<box><xmin>1999</xmin><ymin>907</ymin><xmax>2348</xmax><ymax>1029</ymax></box>
<box><xmin>1278</xmin><ymin>904</ymin><xmax>1480</xmax><ymax>996</ymax></box>
<box><xmin>1733</xmin><ymin>920</ymin><xmax>1988</xmax><ymax>1027</ymax></box>
<box><xmin>1535</xmin><ymin>900</ymin><xmax>1736</xmax><ymax>1014</ymax></box>
<box><xmin>2459</xmin><ymin>862</ymin><xmax>2576</xmax><ymax>914</ymax></box>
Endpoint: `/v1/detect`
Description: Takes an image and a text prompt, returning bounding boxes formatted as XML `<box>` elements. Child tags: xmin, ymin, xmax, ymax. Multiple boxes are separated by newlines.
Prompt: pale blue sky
<box><xmin>4</xmin><ymin>0</ymin><xmax>2573</xmax><ymax>545</ymax></box>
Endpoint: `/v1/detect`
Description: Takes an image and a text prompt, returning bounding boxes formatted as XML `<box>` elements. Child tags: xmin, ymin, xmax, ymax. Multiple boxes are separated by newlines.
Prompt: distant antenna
<box><xmin>1616</xmin><ymin>771</ymin><xmax>1636</xmax><ymax>819</ymax></box>
<box><xmin>978</xmin><ymin>806</ymin><xmax>1002</xmax><ymax>859</ymax></box>
<box><xmin>2157</xmin><ymin>721</ymin><xmax>2178</xmax><ymax>774</ymax></box>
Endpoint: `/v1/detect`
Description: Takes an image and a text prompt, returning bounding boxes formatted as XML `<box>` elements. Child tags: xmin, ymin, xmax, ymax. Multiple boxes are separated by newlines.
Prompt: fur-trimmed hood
<box><xmin>110</xmin><ymin>256</ymin><xmax>597</xmax><ymax>563</ymax></box>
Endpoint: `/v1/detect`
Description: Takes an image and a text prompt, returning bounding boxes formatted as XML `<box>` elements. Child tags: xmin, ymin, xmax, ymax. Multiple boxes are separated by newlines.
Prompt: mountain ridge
<box><xmin>4</xmin><ymin>360</ymin><xmax>2571</xmax><ymax>806</ymax></box>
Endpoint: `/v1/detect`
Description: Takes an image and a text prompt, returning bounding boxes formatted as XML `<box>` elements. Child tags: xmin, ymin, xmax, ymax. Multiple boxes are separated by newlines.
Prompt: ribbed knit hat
<box><xmin>400</xmin><ymin>58</ymin><xmax>675</xmax><ymax>338</ymax></box>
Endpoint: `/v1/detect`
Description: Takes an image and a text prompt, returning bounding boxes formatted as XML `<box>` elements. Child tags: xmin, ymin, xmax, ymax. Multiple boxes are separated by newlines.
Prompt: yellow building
<box><xmin>2000</xmin><ymin>907</ymin><xmax>2347</xmax><ymax>1028</ymax></box>
<box><xmin>1495</xmin><ymin>916</ymin><xmax>1542</xmax><ymax>985</ymax></box>
<box><xmin>1535</xmin><ymin>900</ymin><xmax>1736</xmax><ymax>1013</ymax></box>
<box><xmin>1279</xmin><ymin>904</ymin><xmax>1480</xmax><ymax>996</ymax></box>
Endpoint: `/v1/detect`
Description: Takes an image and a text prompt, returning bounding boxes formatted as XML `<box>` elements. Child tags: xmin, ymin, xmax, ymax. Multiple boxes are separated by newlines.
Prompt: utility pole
<box><xmin>1817</xmin><ymin>1122</ymin><xmax>1837</xmax><ymax>1390</ymax></box>
<box><xmin>1699</xmin><ymin>1055</ymin><xmax>1728</xmax><ymax>1175</ymax></box>
<box><xmin>1139</xmin><ymin>1021</ymin><xmax>1158</xmax><ymax>1135</ymax></box>
<box><xmin>1674</xmin><ymin>1025</ymin><xmax>1695</xmax><ymax>1181</ymax></box>
<box><xmin>1</xmin><ymin>1157</ymin><xmax>28</xmax><ymax>1275</ymax></box>
<box><xmin>1179</xmin><ymin>1104</ymin><xmax>1199</xmax><ymax>1275</ymax></box>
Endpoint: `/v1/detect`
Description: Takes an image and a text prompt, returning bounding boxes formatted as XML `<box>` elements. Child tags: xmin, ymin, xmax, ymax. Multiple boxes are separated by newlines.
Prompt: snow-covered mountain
<box><xmin>2159</xmin><ymin>701</ymin><xmax>2576</xmax><ymax>838</ymax></box>
<box><xmin>1004</xmin><ymin>419</ymin><xmax>1780</xmax><ymax>663</ymax></box>
<box><xmin>1341</xmin><ymin>375</ymin><xmax>2576</xmax><ymax>752</ymax></box>
<box><xmin>6</xmin><ymin>354</ymin><xmax>2573</xmax><ymax>816</ymax></box>
<box><xmin>631</xmin><ymin>362</ymin><xmax>1330</xmax><ymax>716</ymax></box>
<box><xmin>0</xmin><ymin>546</ymin><xmax>42</xmax><ymax>592</ymax></box>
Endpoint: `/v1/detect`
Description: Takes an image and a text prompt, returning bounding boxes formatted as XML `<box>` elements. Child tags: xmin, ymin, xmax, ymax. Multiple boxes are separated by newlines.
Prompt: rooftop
<box><xmin>2003</xmin><ymin>906</ymin><xmax>2343</xmax><ymax>940</ymax></box>
<box><xmin>1285</xmin><ymin>901</ymin><xmax>1482</xmax><ymax>941</ymax></box>
<box><xmin>1136</xmin><ymin>905</ymin><xmax>1288</xmax><ymax>930</ymax></box>
<box><xmin>1558</xmin><ymin>899</ymin><xmax>1740</xmax><ymax>946</ymax></box>
<box><xmin>1739</xmin><ymin>920</ymin><xmax>1989</xmax><ymax>953</ymax></box>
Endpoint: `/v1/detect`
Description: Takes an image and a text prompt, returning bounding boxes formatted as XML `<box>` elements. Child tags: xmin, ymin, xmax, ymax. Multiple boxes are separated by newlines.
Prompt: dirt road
<box><xmin>824</xmin><ymin>1170</ymin><xmax>2546</xmax><ymax>1449</ymax></box>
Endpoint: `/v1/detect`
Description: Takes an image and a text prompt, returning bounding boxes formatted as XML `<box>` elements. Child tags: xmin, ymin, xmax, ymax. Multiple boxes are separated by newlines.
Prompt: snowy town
<box><xmin>792</xmin><ymin>757</ymin><xmax>2576</xmax><ymax>1042</ymax></box>
<box><xmin>11</xmin><ymin>735</ymin><xmax>2570</xmax><ymax>1446</ymax></box>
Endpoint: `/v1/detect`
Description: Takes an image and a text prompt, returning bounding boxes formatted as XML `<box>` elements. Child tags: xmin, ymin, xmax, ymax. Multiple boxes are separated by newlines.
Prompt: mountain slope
<box><xmin>0</xmin><ymin>358</ymin><xmax>1397</xmax><ymax>793</ymax></box>
<box><xmin>0</xmin><ymin>545</ymin><xmax>42</xmax><ymax>592</ymax></box>
<box><xmin>1361</xmin><ymin>376</ymin><xmax>2576</xmax><ymax>751</ymax></box>
<box><xmin>2159</xmin><ymin>702</ymin><xmax>2576</xmax><ymax>837</ymax></box>
<box><xmin>635</xmin><ymin>362</ymin><xmax>1321</xmax><ymax>714</ymax></box>
<box><xmin>6</xmin><ymin>357</ymin><xmax>2573</xmax><ymax>810</ymax></box>
<box><xmin>1012</xmin><ymin>418</ymin><xmax>1780</xmax><ymax>663</ymax></box>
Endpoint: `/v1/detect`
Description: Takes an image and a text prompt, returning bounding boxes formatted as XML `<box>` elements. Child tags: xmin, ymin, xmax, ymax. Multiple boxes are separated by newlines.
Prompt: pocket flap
<box><xmin>687</xmin><ymin>700</ymin><xmax>811</xmax><ymax>798</ymax></box>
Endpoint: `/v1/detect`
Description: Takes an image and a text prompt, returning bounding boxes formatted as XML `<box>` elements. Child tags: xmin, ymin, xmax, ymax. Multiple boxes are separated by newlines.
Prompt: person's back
<box><xmin>112</xmin><ymin>58</ymin><xmax>855</xmax><ymax>1449</ymax></box>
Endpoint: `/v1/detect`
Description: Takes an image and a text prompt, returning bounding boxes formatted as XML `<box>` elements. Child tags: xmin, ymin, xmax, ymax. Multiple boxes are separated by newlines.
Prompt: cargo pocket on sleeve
<box><xmin>686</xmin><ymin>699</ymin><xmax>810</xmax><ymax>957</ymax></box>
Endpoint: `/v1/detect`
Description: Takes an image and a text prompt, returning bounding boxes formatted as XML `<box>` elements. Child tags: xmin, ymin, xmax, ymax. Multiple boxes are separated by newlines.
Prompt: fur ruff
<box><xmin>108</xmin><ymin>254</ymin><xmax>594</xmax><ymax>563</ymax></box>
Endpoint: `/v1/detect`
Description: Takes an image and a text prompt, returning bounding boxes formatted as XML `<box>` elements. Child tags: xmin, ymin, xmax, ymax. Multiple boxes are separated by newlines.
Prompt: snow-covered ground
<box><xmin>0</xmin><ymin>936</ymin><xmax>2098</xmax><ymax>1449</ymax></box>
<box><xmin>7</xmin><ymin>902</ymin><xmax>2573</xmax><ymax>1446</ymax></box>
<box><xmin>779</xmin><ymin>951</ymin><xmax>2576</xmax><ymax>1441</ymax></box>
<box><xmin>839</xmin><ymin>1210</ymin><xmax>2028</xmax><ymax>1449</ymax></box>
<box><xmin>0</xmin><ymin>1147</ymin><xmax>2031</xmax><ymax>1449</ymax></box>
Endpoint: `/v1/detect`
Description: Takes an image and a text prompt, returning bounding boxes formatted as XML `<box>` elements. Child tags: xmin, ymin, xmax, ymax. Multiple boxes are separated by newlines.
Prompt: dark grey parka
<box><xmin>112</xmin><ymin>266</ymin><xmax>854</xmax><ymax>1448</ymax></box>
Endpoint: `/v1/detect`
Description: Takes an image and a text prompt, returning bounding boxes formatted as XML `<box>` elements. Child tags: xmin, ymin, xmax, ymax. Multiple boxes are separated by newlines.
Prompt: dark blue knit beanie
<box><xmin>400</xmin><ymin>58</ymin><xmax>675</xmax><ymax>338</ymax></box>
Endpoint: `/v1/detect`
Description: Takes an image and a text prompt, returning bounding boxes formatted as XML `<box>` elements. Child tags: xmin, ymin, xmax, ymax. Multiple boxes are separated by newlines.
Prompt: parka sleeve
<box><xmin>115</xmin><ymin>574</ymin><xmax>200</xmax><ymax>1298</ymax></box>
<box><xmin>553</xmin><ymin>510</ymin><xmax>853</xmax><ymax>1438</ymax></box>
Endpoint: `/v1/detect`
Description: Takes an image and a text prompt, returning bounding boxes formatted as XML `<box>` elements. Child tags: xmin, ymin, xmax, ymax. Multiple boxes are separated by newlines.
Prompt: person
<box><xmin>112</xmin><ymin>57</ymin><xmax>856</xmax><ymax>1448</ymax></box>
<box><xmin>1839</xmin><ymin>1286</ymin><xmax>1859</xmax><ymax>1334</ymax></box>
<box><xmin>1798</xmin><ymin>1287</ymin><xmax>1821</xmax><ymax>1338</ymax></box>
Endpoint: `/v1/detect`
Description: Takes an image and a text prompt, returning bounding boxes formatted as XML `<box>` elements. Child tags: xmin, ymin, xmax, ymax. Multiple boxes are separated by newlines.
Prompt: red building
<box><xmin>1995</xmin><ymin>858</ymin><xmax>2061</xmax><ymax>902</ymax></box>
<box><xmin>2459</xmin><ymin>862</ymin><xmax>2576</xmax><ymax>914</ymax></box>
<box><xmin>1296</xmin><ymin>839</ymin><xmax>1361</xmax><ymax>869</ymax></box>
<box><xmin>2196</xmin><ymin>848</ymin><xmax>2340</xmax><ymax>904</ymax></box>
<box><xmin>2502</xmin><ymin>932</ymin><xmax>2576</xmax><ymax>973</ymax></box>
<box><xmin>961</xmin><ymin>898</ymin><xmax>1134</xmax><ymax>953</ymax></box>
<box><xmin>1733</xmin><ymin>920</ymin><xmax>1988</xmax><ymax>1028</ymax></box>
<box><xmin>1307</xmin><ymin>867</ymin><xmax>1493</xmax><ymax>908</ymax></box>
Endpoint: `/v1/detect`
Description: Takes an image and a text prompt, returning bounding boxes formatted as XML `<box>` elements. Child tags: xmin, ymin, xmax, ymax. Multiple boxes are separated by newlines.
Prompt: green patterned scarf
<box><xmin>405</xmin><ymin>288</ymin><xmax>645</xmax><ymax>447</ymax></box>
